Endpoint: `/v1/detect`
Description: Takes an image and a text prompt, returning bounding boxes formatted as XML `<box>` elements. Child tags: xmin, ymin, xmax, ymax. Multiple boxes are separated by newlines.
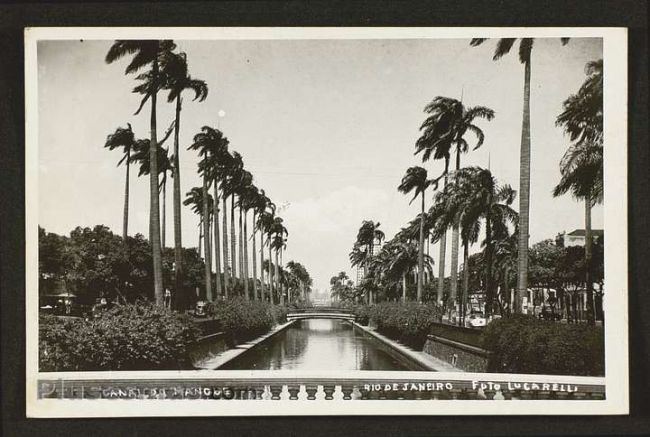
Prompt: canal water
<box><xmin>219</xmin><ymin>319</ymin><xmax>422</xmax><ymax>371</ymax></box>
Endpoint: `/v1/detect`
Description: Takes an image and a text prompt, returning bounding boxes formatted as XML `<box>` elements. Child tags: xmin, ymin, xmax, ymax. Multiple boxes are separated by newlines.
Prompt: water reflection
<box><xmin>219</xmin><ymin>319</ymin><xmax>418</xmax><ymax>371</ymax></box>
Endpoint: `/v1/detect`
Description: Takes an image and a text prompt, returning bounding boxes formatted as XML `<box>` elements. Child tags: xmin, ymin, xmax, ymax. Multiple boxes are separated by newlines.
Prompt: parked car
<box><xmin>194</xmin><ymin>300</ymin><xmax>208</xmax><ymax>317</ymax></box>
<box><xmin>467</xmin><ymin>312</ymin><xmax>487</xmax><ymax>328</ymax></box>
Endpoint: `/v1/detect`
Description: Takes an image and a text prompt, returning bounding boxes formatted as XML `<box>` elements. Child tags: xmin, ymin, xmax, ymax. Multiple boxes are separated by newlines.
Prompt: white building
<box><xmin>563</xmin><ymin>229</ymin><xmax>604</xmax><ymax>247</ymax></box>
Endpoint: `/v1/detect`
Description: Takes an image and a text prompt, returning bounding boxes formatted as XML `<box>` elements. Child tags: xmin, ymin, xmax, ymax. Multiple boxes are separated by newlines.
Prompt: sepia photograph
<box><xmin>24</xmin><ymin>27</ymin><xmax>628</xmax><ymax>417</ymax></box>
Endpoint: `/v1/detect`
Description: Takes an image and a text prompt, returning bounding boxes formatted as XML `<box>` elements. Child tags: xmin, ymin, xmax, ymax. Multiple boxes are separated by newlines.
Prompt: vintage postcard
<box><xmin>25</xmin><ymin>27</ymin><xmax>628</xmax><ymax>416</ymax></box>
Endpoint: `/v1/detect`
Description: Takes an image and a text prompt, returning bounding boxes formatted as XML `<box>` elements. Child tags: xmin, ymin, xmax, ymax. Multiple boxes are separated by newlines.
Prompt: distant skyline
<box><xmin>38</xmin><ymin>37</ymin><xmax>603</xmax><ymax>294</ymax></box>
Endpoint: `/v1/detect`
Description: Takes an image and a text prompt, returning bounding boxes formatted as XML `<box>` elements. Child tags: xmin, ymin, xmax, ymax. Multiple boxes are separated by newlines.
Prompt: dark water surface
<box><xmin>219</xmin><ymin>319</ymin><xmax>421</xmax><ymax>371</ymax></box>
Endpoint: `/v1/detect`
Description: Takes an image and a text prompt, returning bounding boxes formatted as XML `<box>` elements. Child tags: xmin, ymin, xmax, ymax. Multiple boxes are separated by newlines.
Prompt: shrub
<box><xmin>369</xmin><ymin>302</ymin><xmax>443</xmax><ymax>349</ymax></box>
<box><xmin>352</xmin><ymin>305</ymin><xmax>371</xmax><ymax>326</ymax></box>
<box><xmin>481</xmin><ymin>315</ymin><xmax>605</xmax><ymax>376</ymax></box>
<box><xmin>205</xmin><ymin>298</ymin><xmax>286</xmax><ymax>345</ymax></box>
<box><xmin>39</xmin><ymin>303</ymin><xmax>201</xmax><ymax>371</ymax></box>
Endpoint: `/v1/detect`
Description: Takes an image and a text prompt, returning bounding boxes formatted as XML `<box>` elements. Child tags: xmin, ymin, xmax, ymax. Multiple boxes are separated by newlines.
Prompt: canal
<box><xmin>219</xmin><ymin>319</ymin><xmax>424</xmax><ymax>371</ymax></box>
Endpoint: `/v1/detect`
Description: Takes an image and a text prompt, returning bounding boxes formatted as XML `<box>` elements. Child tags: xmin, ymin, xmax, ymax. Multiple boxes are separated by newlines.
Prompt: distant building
<box><xmin>563</xmin><ymin>229</ymin><xmax>604</xmax><ymax>247</ymax></box>
<box><xmin>355</xmin><ymin>240</ymin><xmax>382</xmax><ymax>284</ymax></box>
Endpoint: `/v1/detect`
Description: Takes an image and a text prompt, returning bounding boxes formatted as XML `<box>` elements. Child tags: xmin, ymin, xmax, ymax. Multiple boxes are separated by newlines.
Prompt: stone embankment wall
<box><xmin>422</xmin><ymin>325</ymin><xmax>492</xmax><ymax>372</ymax></box>
<box><xmin>187</xmin><ymin>332</ymin><xmax>228</xmax><ymax>369</ymax></box>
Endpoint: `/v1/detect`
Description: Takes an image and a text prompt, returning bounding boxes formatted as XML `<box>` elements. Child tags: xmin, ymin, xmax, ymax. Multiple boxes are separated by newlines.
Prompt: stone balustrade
<box><xmin>37</xmin><ymin>371</ymin><xmax>605</xmax><ymax>401</ymax></box>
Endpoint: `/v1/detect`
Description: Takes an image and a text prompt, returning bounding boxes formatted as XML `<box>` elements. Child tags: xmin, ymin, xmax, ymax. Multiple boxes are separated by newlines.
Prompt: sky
<box><xmin>37</xmin><ymin>37</ymin><xmax>603</xmax><ymax>295</ymax></box>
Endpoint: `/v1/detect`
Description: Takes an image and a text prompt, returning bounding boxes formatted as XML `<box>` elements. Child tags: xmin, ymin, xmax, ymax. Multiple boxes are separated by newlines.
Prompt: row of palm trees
<box><xmin>346</xmin><ymin>39</ymin><xmax>603</xmax><ymax>325</ymax></box>
<box><xmin>185</xmin><ymin>125</ymin><xmax>292</xmax><ymax>304</ymax></box>
<box><xmin>103</xmin><ymin>39</ymin><xmax>309</xmax><ymax>307</ymax></box>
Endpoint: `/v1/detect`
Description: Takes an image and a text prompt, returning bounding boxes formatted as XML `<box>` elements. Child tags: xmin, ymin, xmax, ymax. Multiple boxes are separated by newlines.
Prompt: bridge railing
<box><xmin>287</xmin><ymin>307</ymin><xmax>354</xmax><ymax>314</ymax></box>
<box><xmin>38</xmin><ymin>371</ymin><xmax>606</xmax><ymax>401</ymax></box>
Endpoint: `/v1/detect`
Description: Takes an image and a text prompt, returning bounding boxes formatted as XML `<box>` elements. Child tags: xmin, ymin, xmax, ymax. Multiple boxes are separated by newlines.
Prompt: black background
<box><xmin>1</xmin><ymin>1</ymin><xmax>648</xmax><ymax>436</ymax></box>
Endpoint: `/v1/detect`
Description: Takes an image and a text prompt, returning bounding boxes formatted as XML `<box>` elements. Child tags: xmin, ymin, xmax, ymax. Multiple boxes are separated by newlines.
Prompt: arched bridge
<box><xmin>286</xmin><ymin>307</ymin><xmax>355</xmax><ymax>321</ymax></box>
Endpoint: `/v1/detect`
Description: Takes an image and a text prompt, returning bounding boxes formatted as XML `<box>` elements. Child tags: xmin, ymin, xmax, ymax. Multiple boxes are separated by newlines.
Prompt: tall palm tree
<box><xmin>415</xmin><ymin>96</ymin><xmax>495</xmax><ymax>305</ymax></box>
<box><xmin>470</xmin><ymin>37</ymin><xmax>570</xmax><ymax>312</ymax></box>
<box><xmin>183</xmin><ymin>187</ymin><xmax>213</xmax><ymax>299</ymax></box>
<box><xmin>398</xmin><ymin>166</ymin><xmax>435</xmax><ymax>301</ymax></box>
<box><xmin>248</xmin><ymin>188</ymin><xmax>268</xmax><ymax>300</ymax></box>
<box><xmin>217</xmin><ymin>150</ymin><xmax>234</xmax><ymax>298</ymax></box>
<box><xmin>257</xmin><ymin>208</ymin><xmax>276</xmax><ymax>301</ymax></box>
<box><xmin>430</xmin><ymin>167</ymin><xmax>518</xmax><ymax>318</ymax></box>
<box><xmin>234</xmin><ymin>170</ymin><xmax>253</xmax><ymax>299</ymax></box>
<box><xmin>553</xmin><ymin>59</ymin><xmax>603</xmax><ymax>325</ymax></box>
<box><xmin>189</xmin><ymin>127</ymin><xmax>221</xmax><ymax>301</ymax></box>
<box><xmin>104</xmin><ymin>123</ymin><xmax>136</xmax><ymax>241</ymax></box>
<box><xmin>162</xmin><ymin>51</ymin><xmax>208</xmax><ymax>307</ymax></box>
<box><xmin>354</xmin><ymin>220</ymin><xmax>385</xmax><ymax>304</ymax></box>
<box><xmin>270</xmin><ymin>217</ymin><xmax>288</xmax><ymax>304</ymax></box>
<box><xmin>237</xmin><ymin>182</ymin><xmax>257</xmax><ymax>299</ymax></box>
<box><xmin>106</xmin><ymin>39</ymin><xmax>176</xmax><ymax>306</ymax></box>
<box><xmin>223</xmin><ymin>152</ymin><xmax>244</xmax><ymax>287</ymax></box>
<box><xmin>198</xmin><ymin>127</ymin><xmax>230</xmax><ymax>300</ymax></box>
<box><xmin>130</xmin><ymin>130</ymin><xmax>175</xmax><ymax>253</ymax></box>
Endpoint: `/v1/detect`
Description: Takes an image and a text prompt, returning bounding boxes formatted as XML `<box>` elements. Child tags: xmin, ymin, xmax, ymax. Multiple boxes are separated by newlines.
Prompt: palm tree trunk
<box><xmin>504</xmin><ymin>265</ymin><xmax>510</xmax><ymax>315</ymax></box>
<box><xmin>269</xmin><ymin>239</ymin><xmax>274</xmax><ymax>303</ymax></box>
<box><xmin>239</xmin><ymin>207</ymin><xmax>247</xmax><ymax>299</ymax></box>
<box><xmin>516</xmin><ymin>56</ymin><xmax>532</xmax><ymax>314</ymax></box>
<box><xmin>162</xmin><ymin>175</ymin><xmax>166</xmax><ymax>249</ymax></box>
<box><xmin>230</xmin><ymin>195</ymin><xmax>237</xmax><ymax>281</ymax></box>
<box><xmin>213</xmin><ymin>184</ymin><xmax>222</xmax><ymax>300</ymax></box>
<box><xmin>280</xmin><ymin>247</ymin><xmax>284</xmax><ymax>305</ymax></box>
<box><xmin>437</xmin><ymin>157</ymin><xmax>450</xmax><ymax>304</ymax></box>
<box><xmin>402</xmin><ymin>273</ymin><xmax>407</xmax><ymax>302</ymax></box>
<box><xmin>243</xmin><ymin>209</ymin><xmax>249</xmax><ymax>300</ymax></box>
<box><xmin>172</xmin><ymin>96</ymin><xmax>184</xmax><ymax>310</ymax></box>
<box><xmin>450</xmin><ymin>149</ymin><xmax>461</xmax><ymax>308</ymax></box>
<box><xmin>260</xmin><ymin>231</ymin><xmax>265</xmax><ymax>301</ymax></box>
<box><xmin>202</xmin><ymin>171</ymin><xmax>212</xmax><ymax>302</ymax></box>
<box><xmin>122</xmin><ymin>148</ymin><xmax>130</xmax><ymax>241</ymax></box>
<box><xmin>275</xmin><ymin>249</ymin><xmax>280</xmax><ymax>304</ymax></box>
<box><xmin>462</xmin><ymin>240</ymin><xmax>470</xmax><ymax>326</ymax></box>
<box><xmin>198</xmin><ymin>219</ymin><xmax>202</xmax><ymax>260</ymax></box>
<box><xmin>417</xmin><ymin>191</ymin><xmax>425</xmax><ymax>302</ymax></box>
<box><xmin>251</xmin><ymin>212</ymin><xmax>258</xmax><ymax>300</ymax></box>
<box><xmin>585</xmin><ymin>195</ymin><xmax>595</xmax><ymax>325</ymax></box>
<box><xmin>222</xmin><ymin>196</ymin><xmax>230</xmax><ymax>298</ymax></box>
<box><xmin>149</xmin><ymin>54</ymin><xmax>164</xmax><ymax>306</ymax></box>
<box><xmin>485</xmin><ymin>214</ymin><xmax>493</xmax><ymax>318</ymax></box>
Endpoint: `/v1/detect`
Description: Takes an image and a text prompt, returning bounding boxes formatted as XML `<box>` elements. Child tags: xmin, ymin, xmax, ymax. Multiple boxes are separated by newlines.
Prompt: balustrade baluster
<box><xmin>269</xmin><ymin>385</ymin><xmax>282</xmax><ymax>400</ymax></box>
<box><xmin>341</xmin><ymin>385</ymin><xmax>353</xmax><ymax>400</ymax></box>
<box><xmin>323</xmin><ymin>385</ymin><xmax>335</xmax><ymax>400</ymax></box>
<box><xmin>287</xmin><ymin>385</ymin><xmax>300</xmax><ymax>400</ymax></box>
<box><xmin>351</xmin><ymin>386</ymin><xmax>363</xmax><ymax>400</ymax></box>
<box><xmin>305</xmin><ymin>385</ymin><xmax>318</xmax><ymax>400</ymax></box>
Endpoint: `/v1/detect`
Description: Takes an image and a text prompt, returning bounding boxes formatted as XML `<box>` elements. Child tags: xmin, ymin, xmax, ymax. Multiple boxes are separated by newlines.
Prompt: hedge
<box><xmin>205</xmin><ymin>298</ymin><xmax>287</xmax><ymax>346</ymax></box>
<box><xmin>481</xmin><ymin>315</ymin><xmax>605</xmax><ymax>376</ymax></box>
<box><xmin>39</xmin><ymin>303</ymin><xmax>201</xmax><ymax>371</ymax></box>
<box><xmin>352</xmin><ymin>305</ymin><xmax>371</xmax><ymax>326</ymax></box>
<box><xmin>369</xmin><ymin>302</ymin><xmax>444</xmax><ymax>349</ymax></box>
